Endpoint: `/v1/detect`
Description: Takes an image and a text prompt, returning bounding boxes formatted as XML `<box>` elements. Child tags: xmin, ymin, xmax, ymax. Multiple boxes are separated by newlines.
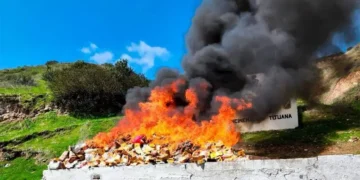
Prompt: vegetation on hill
<box><xmin>0</xmin><ymin>63</ymin><xmax>70</xmax><ymax>113</ymax></box>
<box><xmin>45</xmin><ymin>60</ymin><xmax>149</xmax><ymax>115</ymax></box>
<box><xmin>0</xmin><ymin>66</ymin><xmax>48</xmax><ymax>97</ymax></box>
<box><xmin>0</xmin><ymin>60</ymin><xmax>150</xmax><ymax>178</ymax></box>
<box><xmin>0</xmin><ymin>60</ymin><xmax>149</xmax><ymax>117</ymax></box>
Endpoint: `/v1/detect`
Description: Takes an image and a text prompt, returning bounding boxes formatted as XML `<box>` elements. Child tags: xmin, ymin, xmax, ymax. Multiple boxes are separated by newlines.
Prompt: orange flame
<box><xmin>89</xmin><ymin>79</ymin><xmax>252</xmax><ymax>149</ymax></box>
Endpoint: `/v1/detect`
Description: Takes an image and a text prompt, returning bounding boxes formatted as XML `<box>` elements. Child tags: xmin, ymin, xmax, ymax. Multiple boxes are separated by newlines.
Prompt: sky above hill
<box><xmin>0</xmin><ymin>0</ymin><xmax>359</xmax><ymax>79</ymax></box>
<box><xmin>0</xmin><ymin>0</ymin><xmax>201</xmax><ymax>78</ymax></box>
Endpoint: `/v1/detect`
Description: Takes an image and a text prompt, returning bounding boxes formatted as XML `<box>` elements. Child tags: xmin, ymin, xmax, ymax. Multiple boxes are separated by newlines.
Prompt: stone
<box><xmin>348</xmin><ymin>137</ymin><xmax>359</xmax><ymax>143</ymax></box>
<box><xmin>73</xmin><ymin>143</ymin><xmax>86</xmax><ymax>153</ymax></box>
<box><xmin>59</xmin><ymin>151</ymin><xmax>69</xmax><ymax>161</ymax></box>
<box><xmin>3</xmin><ymin>114</ymin><xmax>10</xmax><ymax>120</ymax></box>
<box><xmin>0</xmin><ymin>108</ymin><xmax>5</xmax><ymax>115</ymax></box>
<box><xmin>48</xmin><ymin>160</ymin><xmax>60</xmax><ymax>170</ymax></box>
<box><xmin>44</xmin><ymin>105</ymin><xmax>52</xmax><ymax>112</ymax></box>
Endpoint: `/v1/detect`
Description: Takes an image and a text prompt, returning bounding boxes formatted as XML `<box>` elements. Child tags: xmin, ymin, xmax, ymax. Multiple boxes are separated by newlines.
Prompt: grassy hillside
<box><xmin>0</xmin><ymin>66</ymin><xmax>48</xmax><ymax>97</ymax></box>
<box><xmin>0</xmin><ymin>112</ymin><xmax>120</xmax><ymax>180</ymax></box>
<box><xmin>0</xmin><ymin>63</ymin><xmax>70</xmax><ymax>111</ymax></box>
<box><xmin>0</xmin><ymin>60</ymin><xmax>150</xmax><ymax>118</ymax></box>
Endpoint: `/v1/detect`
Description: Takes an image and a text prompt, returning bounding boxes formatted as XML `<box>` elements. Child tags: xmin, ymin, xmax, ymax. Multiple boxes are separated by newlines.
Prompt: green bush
<box><xmin>112</xmin><ymin>60</ymin><xmax>149</xmax><ymax>94</ymax></box>
<box><xmin>42</xmin><ymin>70</ymin><xmax>55</xmax><ymax>82</ymax></box>
<box><xmin>45</xmin><ymin>60</ymin><xmax>59</xmax><ymax>66</ymax></box>
<box><xmin>46</xmin><ymin>60</ymin><xmax>149</xmax><ymax>115</ymax></box>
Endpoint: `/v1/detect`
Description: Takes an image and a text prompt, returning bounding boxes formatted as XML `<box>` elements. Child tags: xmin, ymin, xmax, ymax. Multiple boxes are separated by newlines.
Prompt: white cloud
<box><xmin>81</xmin><ymin>43</ymin><xmax>98</xmax><ymax>54</ymax></box>
<box><xmin>90</xmin><ymin>43</ymin><xmax>98</xmax><ymax>50</ymax></box>
<box><xmin>120</xmin><ymin>41</ymin><xmax>169</xmax><ymax>72</ymax></box>
<box><xmin>81</xmin><ymin>47</ymin><xmax>91</xmax><ymax>54</ymax></box>
<box><xmin>90</xmin><ymin>51</ymin><xmax>114</xmax><ymax>64</ymax></box>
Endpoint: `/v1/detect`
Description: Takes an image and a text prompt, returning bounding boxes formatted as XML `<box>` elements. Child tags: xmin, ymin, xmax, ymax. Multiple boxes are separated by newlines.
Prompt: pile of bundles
<box><xmin>48</xmin><ymin>135</ymin><xmax>245</xmax><ymax>170</ymax></box>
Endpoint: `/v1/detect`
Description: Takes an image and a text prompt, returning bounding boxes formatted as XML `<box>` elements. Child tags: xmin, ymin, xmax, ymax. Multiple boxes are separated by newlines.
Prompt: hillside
<box><xmin>0</xmin><ymin>63</ymin><xmax>70</xmax><ymax>122</ymax></box>
<box><xmin>0</xmin><ymin>63</ymin><xmax>70</xmax><ymax>98</ymax></box>
<box><xmin>0</xmin><ymin>60</ymin><xmax>149</xmax><ymax>122</ymax></box>
<box><xmin>317</xmin><ymin>45</ymin><xmax>360</xmax><ymax>105</ymax></box>
<box><xmin>0</xmin><ymin>112</ymin><xmax>120</xmax><ymax>179</ymax></box>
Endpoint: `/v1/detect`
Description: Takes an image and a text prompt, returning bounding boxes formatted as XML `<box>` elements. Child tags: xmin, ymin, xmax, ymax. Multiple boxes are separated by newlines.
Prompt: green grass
<box><xmin>10</xmin><ymin>115</ymin><xmax>118</xmax><ymax>156</ymax></box>
<box><xmin>242</xmin><ymin>100</ymin><xmax>360</xmax><ymax>149</ymax></box>
<box><xmin>0</xmin><ymin>112</ymin><xmax>82</xmax><ymax>142</ymax></box>
<box><xmin>0</xmin><ymin>79</ymin><xmax>50</xmax><ymax>96</ymax></box>
<box><xmin>0</xmin><ymin>158</ymin><xmax>47</xmax><ymax>180</ymax></box>
<box><xmin>0</xmin><ymin>64</ymin><xmax>70</xmax><ymax>109</ymax></box>
<box><xmin>242</xmin><ymin>117</ymin><xmax>360</xmax><ymax>145</ymax></box>
<box><xmin>0</xmin><ymin>112</ymin><xmax>121</xmax><ymax>180</ymax></box>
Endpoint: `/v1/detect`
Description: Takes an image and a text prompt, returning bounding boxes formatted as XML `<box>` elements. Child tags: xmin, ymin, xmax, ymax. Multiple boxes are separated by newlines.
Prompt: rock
<box><xmin>348</xmin><ymin>137</ymin><xmax>359</xmax><ymax>143</ymax></box>
<box><xmin>65</xmin><ymin>160</ymin><xmax>78</xmax><ymax>169</ymax></box>
<box><xmin>4</xmin><ymin>164</ymin><xmax>10</xmax><ymax>168</ymax></box>
<box><xmin>3</xmin><ymin>114</ymin><xmax>10</xmax><ymax>120</ymax></box>
<box><xmin>68</xmin><ymin>150</ymin><xmax>77</xmax><ymax>163</ymax></box>
<box><xmin>19</xmin><ymin>114</ymin><xmax>26</xmax><ymax>119</ymax></box>
<box><xmin>48</xmin><ymin>160</ymin><xmax>60</xmax><ymax>170</ymax></box>
<box><xmin>74</xmin><ymin>143</ymin><xmax>86</xmax><ymax>153</ymax></box>
<box><xmin>5</xmin><ymin>105</ymin><xmax>11</xmax><ymax>113</ymax></box>
<box><xmin>29</xmin><ymin>113</ymin><xmax>36</xmax><ymax>118</ymax></box>
<box><xmin>0</xmin><ymin>108</ymin><xmax>5</xmax><ymax>115</ymax></box>
<box><xmin>44</xmin><ymin>105</ymin><xmax>52</xmax><ymax>112</ymax></box>
<box><xmin>59</xmin><ymin>151</ymin><xmax>69</xmax><ymax>161</ymax></box>
<box><xmin>0</xmin><ymin>94</ymin><xmax>59</xmax><ymax>121</ymax></box>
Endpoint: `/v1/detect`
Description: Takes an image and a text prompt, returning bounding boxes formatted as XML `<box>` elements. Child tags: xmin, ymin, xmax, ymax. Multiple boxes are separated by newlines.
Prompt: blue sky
<box><xmin>0</xmin><ymin>0</ymin><xmax>359</xmax><ymax>79</ymax></box>
<box><xmin>0</xmin><ymin>0</ymin><xmax>201</xmax><ymax>78</ymax></box>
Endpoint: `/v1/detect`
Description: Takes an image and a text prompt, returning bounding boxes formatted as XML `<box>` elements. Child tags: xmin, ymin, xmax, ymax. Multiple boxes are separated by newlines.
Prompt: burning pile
<box><xmin>48</xmin><ymin>79</ymin><xmax>251</xmax><ymax>170</ymax></box>
<box><xmin>48</xmin><ymin>135</ymin><xmax>245</xmax><ymax>170</ymax></box>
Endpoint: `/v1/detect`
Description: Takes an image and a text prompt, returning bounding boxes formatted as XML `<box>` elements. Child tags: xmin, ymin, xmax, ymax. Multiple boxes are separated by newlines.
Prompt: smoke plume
<box><xmin>125</xmin><ymin>0</ymin><xmax>359</xmax><ymax>121</ymax></box>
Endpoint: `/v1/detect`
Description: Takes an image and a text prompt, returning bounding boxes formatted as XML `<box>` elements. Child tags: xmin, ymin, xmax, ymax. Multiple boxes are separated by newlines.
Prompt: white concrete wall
<box><xmin>43</xmin><ymin>154</ymin><xmax>360</xmax><ymax>180</ymax></box>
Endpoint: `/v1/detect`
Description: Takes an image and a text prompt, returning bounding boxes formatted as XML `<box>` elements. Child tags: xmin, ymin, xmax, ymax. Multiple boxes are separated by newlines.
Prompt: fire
<box><xmin>88</xmin><ymin>79</ymin><xmax>252</xmax><ymax>150</ymax></box>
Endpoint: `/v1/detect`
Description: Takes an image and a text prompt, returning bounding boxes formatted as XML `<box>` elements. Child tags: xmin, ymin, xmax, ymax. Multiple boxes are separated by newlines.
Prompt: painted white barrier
<box><xmin>233</xmin><ymin>99</ymin><xmax>299</xmax><ymax>133</ymax></box>
<box><xmin>43</xmin><ymin>155</ymin><xmax>360</xmax><ymax>180</ymax></box>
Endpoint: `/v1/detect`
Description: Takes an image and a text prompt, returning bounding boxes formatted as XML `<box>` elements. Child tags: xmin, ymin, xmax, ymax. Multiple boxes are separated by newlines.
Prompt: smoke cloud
<box><xmin>125</xmin><ymin>0</ymin><xmax>359</xmax><ymax>122</ymax></box>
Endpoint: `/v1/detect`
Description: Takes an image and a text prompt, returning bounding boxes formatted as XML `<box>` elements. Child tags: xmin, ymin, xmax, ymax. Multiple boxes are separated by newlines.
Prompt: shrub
<box><xmin>112</xmin><ymin>60</ymin><xmax>150</xmax><ymax>94</ymax></box>
<box><xmin>46</xmin><ymin>60</ymin><xmax>149</xmax><ymax>115</ymax></box>
<box><xmin>42</xmin><ymin>70</ymin><xmax>55</xmax><ymax>82</ymax></box>
<box><xmin>45</xmin><ymin>60</ymin><xmax>59</xmax><ymax>66</ymax></box>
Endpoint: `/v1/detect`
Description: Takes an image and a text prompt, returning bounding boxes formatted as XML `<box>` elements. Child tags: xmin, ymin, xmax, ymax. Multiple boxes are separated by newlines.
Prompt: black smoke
<box><xmin>125</xmin><ymin>0</ymin><xmax>359</xmax><ymax>121</ymax></box>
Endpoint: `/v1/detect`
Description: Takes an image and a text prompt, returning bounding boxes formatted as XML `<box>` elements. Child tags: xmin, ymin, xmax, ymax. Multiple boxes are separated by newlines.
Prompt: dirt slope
<box><xmin>316</xmin><ymin>44</ymin><xmax>360</xmax><ymax>104</ymax></box>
